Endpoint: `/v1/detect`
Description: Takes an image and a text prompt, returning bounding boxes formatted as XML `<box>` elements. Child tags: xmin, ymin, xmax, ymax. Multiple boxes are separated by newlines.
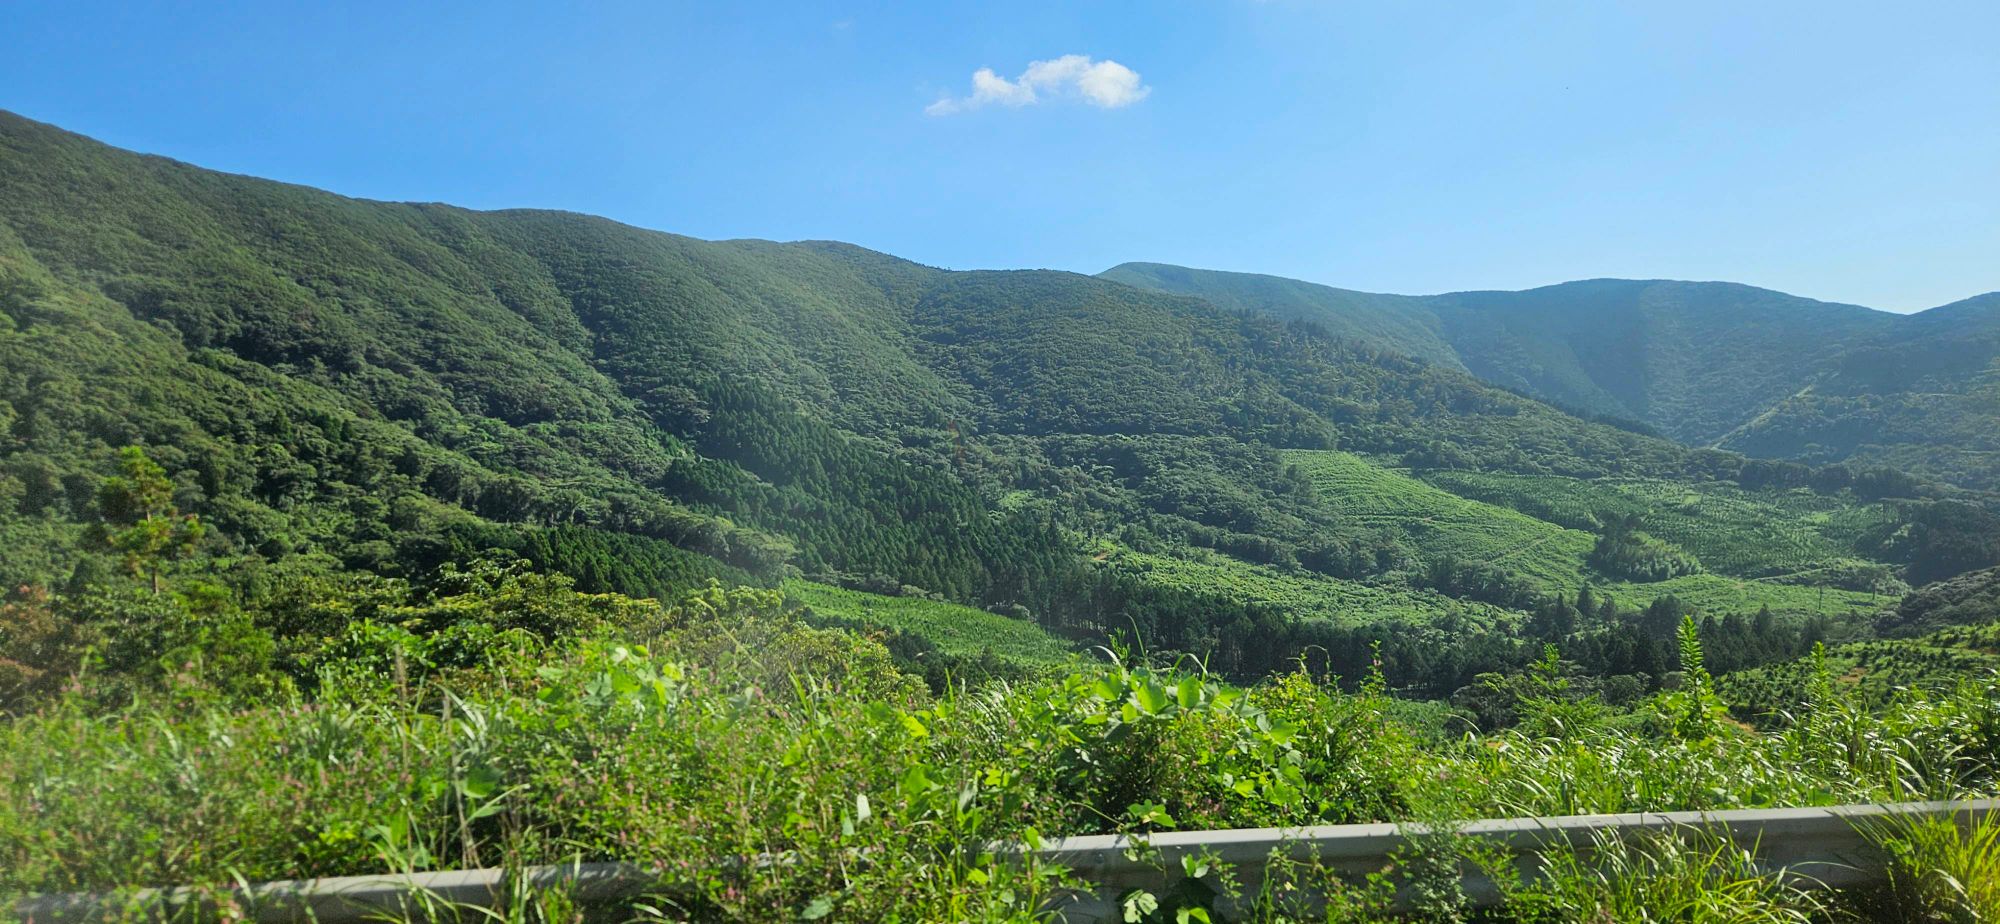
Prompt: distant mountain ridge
<box><xmin>1102</xmin><ymin>263</ymin><xmax>2000</xmax><ymax>491</ymax></box>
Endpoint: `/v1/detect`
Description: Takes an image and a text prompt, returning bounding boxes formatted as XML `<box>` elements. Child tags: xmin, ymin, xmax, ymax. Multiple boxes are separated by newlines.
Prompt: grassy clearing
<box><xmin>1280</xmin><ymin>451</ymin><xmax>1890</xmax><ymax>622</ymax></box>
<box><xmin>783</xmin><ymin>580</ymin><xmax>1078</xmax><ymax>670</ymax></box>
<box><xmin>1424</xmin><ymin>469</ymin><xmax>1897</xmax><ymax>582</ymax></box>
<box><xmin>1282</xmin><ymin>450</ymin><xmax>1595</xmax><ymax>593</ymax></box>
<box><xmin>1101</xmin><ymin>543</ymin><xmax>1518</xmax><ymax>629</ymax></box>
<box><xmin>1602</xmin><ymin>572</ymin><xmax>1888</xmax><ymax>623</ymax></box>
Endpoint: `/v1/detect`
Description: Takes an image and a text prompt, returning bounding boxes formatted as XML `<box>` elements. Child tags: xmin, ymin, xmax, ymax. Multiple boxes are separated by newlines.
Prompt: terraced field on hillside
<box><xmin>1100</xmin><ymin>543</ymin><xmax>1518</xmax><ymax>629</ymax></box>
<box><xmin>1281</xmin><ymin>450</ymin><xmax>1595</xmax><ymax>591</ymax></box>
<box><xmin>1277</xmin><ymin>451</ymin><xmax>1892</xmax><ymax>622</ymax></box>
<box><xmin>1422</xmin><ymin>470</ymin><xmax>1898</xmax><ymax>584</ymax></box>
<box><xmin>784</xmin><ymin>580</ymin><xmax>1078</xmax><ymax>670</ymax></box>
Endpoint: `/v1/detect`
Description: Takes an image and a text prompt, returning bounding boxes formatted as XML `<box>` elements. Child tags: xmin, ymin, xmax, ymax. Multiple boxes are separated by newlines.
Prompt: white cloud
<box><xmin>926</xmin><ymin>54</ymin><xmax>1150</xmax><ymax>116</ymax></box>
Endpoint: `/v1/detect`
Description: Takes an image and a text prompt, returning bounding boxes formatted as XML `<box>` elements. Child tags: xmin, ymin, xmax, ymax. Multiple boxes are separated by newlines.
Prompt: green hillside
<box><xmin>0</xmin><ymin>110</ymin><xmax>1985</xmax><ymax>709</ymax></box>
<box><xmin>1279</xmin><ymin>450</ymin><xmax>1891</xmax><ymax>622</ymax></box>
<box><xmin>1423</xmin><ymin>470</ymin><xmax>1899</xmax><ymax>584</ymax></box>
<box><xmin>1095</xmin><ymin>542</ymin><xmax>1520</xmax><ymax>629</ymax></box>
<box><xmin>1103</xmin><ymin>264</ymin><xmax>1901</xmax><ymax>441</ymax></box>
<box><xmin>1720</xmin><ymin>293</ymin><xmax>2000</xmax><ymax>491</ymax></box>
<box><xmin>3</xmin><ymin>112</ymin><xmax>1998</xmax><ymax>921</ymax></box>
<box><xmin>1281</xmin><ymin>450</ymin><xmax>1595</xmax><ymax>593</ymax></box>
<box><xmin>1099</xmin><ymin>261</ymin><xmax>1461</xmax><ymax>367</ymax></box>
<box><xmin>1422</xmin><ymin>280</ymin><xmax>1899</xmax><ymax>445</ymax></box>
<box><xmin>1106</xmin><ymin>262</ymin><xmax>2000</xmax><ymax>493</ymax></box>
<box><xmin>784</xmin><ymin>579</ymin><xmax>1076</xmax><ymax>671</ymax></box>
<box><xmin>1720</xmin><ymin>567</ymin><xmax>2000</xmax><ymax>723</ymax></box>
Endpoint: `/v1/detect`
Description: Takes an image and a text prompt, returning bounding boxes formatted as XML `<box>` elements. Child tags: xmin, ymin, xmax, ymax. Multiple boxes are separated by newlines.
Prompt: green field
<box><xmin>784</xmin><ymin>580</ymin><xmax>1078</xmax><ymax>669</ymax></box>
<box><xmin>1278</xmin><ymin>450</ymin><xmax>1891</xmax><ymax>622</ymax></box>
<box><xmin>1598</xmin><ymin>573</ymin><xmax>1887</xmax><ymax>623</ymax></box>
<box><xmin>1423</xmin><ymin>470</ymin><xmax>1897</xmax><ymax>582</ymax></box>
<box><xmin>1101</xmin><ymin>542</ymin><xmax>1519</xmax><ymax>629</ymax></box>
<box><xmin>1281</xmin><ymin>450</ymin><xmax>1596</xmax><ymax>592</ymax></box>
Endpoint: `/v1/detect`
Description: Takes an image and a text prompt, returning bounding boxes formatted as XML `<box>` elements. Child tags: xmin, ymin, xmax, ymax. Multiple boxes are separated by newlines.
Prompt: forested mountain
<box><xmin>1105</xmin><ymin>263</ymin><xmax>2000</xmax><ymax>491</ymax></box>
<box><xmin>2</xmin><ymin>110</ymin><xmax>1994</xmax><ymax>703</ymax></box>
<box><xmin>1720</xmin><ymin>292</ymin><xmax>2000</xmax><ymax>491</ymax></box>
<box><xmin>1093</xmin><ymin>262</ymin><xmax>1464</xmax><ymax>368</ymax></box>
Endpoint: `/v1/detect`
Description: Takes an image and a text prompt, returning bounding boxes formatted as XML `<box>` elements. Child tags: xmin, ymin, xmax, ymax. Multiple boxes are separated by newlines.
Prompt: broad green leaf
<box><xmin>1175</xmin><ymin>676</ymin><xmax>1202</xmax><ymax>710</ymax></box>
<box><xmin>1121</xmin><ymin>890</ymin><xmax>1158</xmax><ymax>923</ymax></box>
<box><xmin>457</xmin><ymin>765</ymin><xmax>502</xmax><ymax>800</ymax></box>
<box><xmin>899</xmin><ymin>764</ymin><xmax>938</xmax><ymax>799</ymax></box>
<box><xmin>1127</xmin><ymin>801</ymin><xmax>1177</xmax><ymax>829</ymax></box>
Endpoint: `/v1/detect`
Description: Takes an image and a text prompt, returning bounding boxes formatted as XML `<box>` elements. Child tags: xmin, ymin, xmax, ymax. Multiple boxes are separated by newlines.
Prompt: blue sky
<box><xmin>4</xmin><ymin>1</ymin><xmax>1996</xmax><ymax>311</ymax></box>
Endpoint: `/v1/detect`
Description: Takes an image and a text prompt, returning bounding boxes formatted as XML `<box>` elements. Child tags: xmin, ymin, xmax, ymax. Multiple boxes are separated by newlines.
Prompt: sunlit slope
<box><xmin>1099</xmin><ymin>261</ymin><xmax>1462</xmax><ymax>367</ymax></box>
<box><xmin>783</xmin><ymin>580</ymin><xmax>1078</xmax><ymax>671</ymax></box>
<box><xmin>1719</xmin><ymin>293</ymin><xmax>2000</xmax><ymax>492</ymax></box>
<box><xmin>1107</xmin><ymin>262</ymin><xmax>2000</xmax><ymax>493</ymax></box>
<box><xmin>1107</xmin><ymin>264</ymin><xmax>1898</xmax><ymax>444</ymax></box>
<box><xmin>0</xmin><ymin>110</ymin><xmax>1941</xmax><ymax>669</ymax></box>
<box><xmin>1098</xmin><ymin>543</ymin><xmax>1519</xmax><ymax>629</ymax></box>
<box><xmin>1279</xmin><ymin>450</ymin><xmax>1888</xmax><ymax>620</ymax></box>
<box><xmin>1423</xmin><ymin>470</ymin><xmax>1897</xmax><ymax>583</ymax></box>
<box><xmin>1282</xmin><ymin>450</ymin><xmax>1596</xmax><ymax>591</ymax></box>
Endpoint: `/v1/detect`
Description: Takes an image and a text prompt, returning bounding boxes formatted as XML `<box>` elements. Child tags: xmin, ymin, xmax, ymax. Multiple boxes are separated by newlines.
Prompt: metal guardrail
<box><xmin>13</xmin><ymin>800</ymin><xmax>1998</xmax><ymax>923</ymax></box>
<box><xmin>1040</xmin><ymin>799</ymin><xmax>2000</xmax><ymax>920</ymax></box>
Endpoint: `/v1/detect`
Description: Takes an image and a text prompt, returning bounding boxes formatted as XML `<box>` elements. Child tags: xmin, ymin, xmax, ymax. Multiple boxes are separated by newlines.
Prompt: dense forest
<box><xmin>4</xmin><ymin>108</ymin><xmax>2000</xmax><ymax>703</ymax></box>
<box><xmin>1106</xmin><ymin>263</ymin><xmax>2000</xmax><ymax>493</ymax></box>
<box><xmin>4</xmin><ymin>111</ymin><xmax>2000</xmax><ymax>921</ymax></box>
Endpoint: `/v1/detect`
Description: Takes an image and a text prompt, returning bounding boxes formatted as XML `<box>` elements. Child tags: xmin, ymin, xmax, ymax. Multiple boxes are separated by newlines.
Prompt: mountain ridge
<box><xmin>1102</xmin><ymin>261</ymin><xmax>2000</xmax><ymax>490</ymax></box>
<box><xmin>4</xmin><ymin>108</ymin><xmax>1994</xmax><ymax>696</ymax></box>
<box><xmin>1106</xmin><ymin>260</ymin><xmax>1993</xmax><ymax>318</ymax></box>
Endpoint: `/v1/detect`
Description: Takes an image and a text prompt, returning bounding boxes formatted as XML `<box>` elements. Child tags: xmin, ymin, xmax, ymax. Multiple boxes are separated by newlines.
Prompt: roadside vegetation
<box><xmin>4</xmin><ymin>569</ymin><xmax>1997</xmax><ymax>921</ymax></box>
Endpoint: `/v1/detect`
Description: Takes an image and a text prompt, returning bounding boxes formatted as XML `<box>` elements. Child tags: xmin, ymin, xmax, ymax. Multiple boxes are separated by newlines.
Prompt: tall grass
<box><xmin>1853</xmin><ymin>808</ymin><xmax>2000</xmax><ymax>923</ymax></box>
<box><xmin>4</xmin><ymin>585</ymin><xmax>1998</xmax><ymax>921</ymax></box>
<box><xmin>1507</xmin><ymin>829</ymin><xmax>1820</xmax><ymax>924</ymax></box>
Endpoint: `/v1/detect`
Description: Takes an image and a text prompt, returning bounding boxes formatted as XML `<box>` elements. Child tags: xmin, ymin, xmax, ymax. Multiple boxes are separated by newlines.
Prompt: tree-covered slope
<box><xmin>1099</xmin><ymin>262</ymin><xmax>1461</xmax><ymax>368</ymax></box>
<box><xmin>1421</xmin><ymin>280</ymin><xmax>1898</xmax><ymax>444</ymax></box>
<box><xmin>1104</xmin><ymin>264</ymin><xmax>1904</xmax><ymax>441</ymax></box>
<box><xmin>1</xmin><ymin>110</ymin><xmax>1982</xmax><ymax>692</ymax></box>
<box><xmin>0</xmin><ymin>109</ymin><xmax>1702</xmax><ymax>568</ymax></box>
<box><xmin>1718</xmin><ymin>293</ymin><xmax>2000</xmax><ymax>491</ymax></box>
<box><xmin>0</xmin><ymin>109</ymin><xmax>1050</xmax><ymax>604</ymax></box>
<box><xmin>1105</xmin><ymin>263</ymin><xmax>2000</xmax><ymax>492</ymax></box>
